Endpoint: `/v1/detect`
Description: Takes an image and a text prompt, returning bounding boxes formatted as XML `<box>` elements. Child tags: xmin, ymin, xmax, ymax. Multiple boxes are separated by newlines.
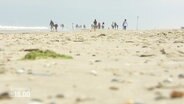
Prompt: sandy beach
<box><xmin>0</xmin><ymin>29</ymin><xmax>184</xmax><ymax>104</ymax></box>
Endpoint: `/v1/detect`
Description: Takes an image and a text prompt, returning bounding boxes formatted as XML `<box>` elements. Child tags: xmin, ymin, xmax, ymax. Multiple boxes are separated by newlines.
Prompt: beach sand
<box><xmin>0</xmin><ymin>29</ymin><xmax>184</xmax><ymax>104</ymax></box>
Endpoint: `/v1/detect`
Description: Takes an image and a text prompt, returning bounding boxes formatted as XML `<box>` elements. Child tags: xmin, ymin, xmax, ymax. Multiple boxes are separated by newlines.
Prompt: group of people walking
<box><xmin>93</xmin><ymin>19</ymin><xmax>128</xmax><ymax>31</ymax></box>
<box><xmin>49</xmin><ymin>19</ymin><xmax>128</xmax><ymax>32</ymax></box>
<box><xmin>49</xmin><ymin>20</ymin><xmax>58</xmax><ymax>32</ymax></box>
<box><xmin>92</xmin><ymin>19</ymin><xmax>105</xmax><ymax>30</ymax></box>
<box><xmin>111</xmin><ymin>22</ymin><xmax>119</xmax><ymax>30</ymax></box>
<box><xmin>50</xmin><ymin>20</ymin><xmax>65</xmax><ymax>32</ymax></box>
<box><xmin>75</xmin><ymin>24</ymin><xmax>86</xmax><ymax>29</ymax></box>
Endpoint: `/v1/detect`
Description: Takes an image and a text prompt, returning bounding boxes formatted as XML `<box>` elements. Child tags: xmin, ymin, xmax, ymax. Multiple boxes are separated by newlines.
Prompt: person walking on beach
<box><xmin>98</xmin><ymin>22</ymin><xmax>101</xmax><ymax>29</ymax></box>
<box><xmin>111</xmin><ymin>22</ymin><xmax>114</xmax><ymax>29</ymax></box>
<box><xmin>83</xmin><ymin>24</ymin><xmax>86</xmax><ymax>29</ymax></box>
<box><xmin>102</xmin><ymin>22</ymin><xmax>105</xmax><ymax>29</ymax></box>
<box><xmin>54</xmin><ymin>24</ymin><xmax>58</xmax><ymax>32</ymax></box>
<box><xmin>50</xmin><ymin>20</ymin><xmax>54</xmax><ymax>31</ymax></box>
<box><xmin>79</xmin><ymin>25</ymin><xmax>82</xmax><ymax>29</ymax></box>
<box><xmin>122</xmin><ymin>19</ymin><xmax>128</xmax><ymax>30</ymax></box>
<box><xmin>114</xmin><ymin>22</ymin><xmax>118</xmax><ymax>29</ymax></box>
<box><xmin>61</xmin><ymin>24</ymin><xmax>64</xmax><ymax>30</ymax></box>
<box><xmin>76</xmin><ymin>24</ymin><xmax>79</xmax><ymax>29</ymax></box>
<box><xmin>93</xmin><ymin>19</ymin><xmax>97</xmax><ymax>31</ymax></box>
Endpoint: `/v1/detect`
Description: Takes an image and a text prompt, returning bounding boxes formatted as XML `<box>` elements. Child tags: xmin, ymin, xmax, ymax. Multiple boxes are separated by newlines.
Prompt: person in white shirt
<box><xmin>122</xmin><ymin>19</ymin><xmax>128</xmax><ymax>30</ymax></box>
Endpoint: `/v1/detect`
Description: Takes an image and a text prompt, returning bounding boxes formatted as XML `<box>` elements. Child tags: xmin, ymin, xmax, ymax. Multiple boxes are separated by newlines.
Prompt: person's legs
<box><xmin>124</xmin><ymin>26</ymin><xmax>127</xmax><ymax>30</ymax></box>
<box><xmin>50</xmin><ymin>25</ymin><xmax>53</xmax><ymax>32</ymax></box>
<box><xmin>55</xmin><ymin>25</ymin><xmax>58</xmax><ymax>32</ymax></box>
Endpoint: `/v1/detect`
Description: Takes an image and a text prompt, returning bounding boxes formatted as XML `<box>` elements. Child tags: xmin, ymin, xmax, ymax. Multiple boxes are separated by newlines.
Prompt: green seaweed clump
<box><xmin>23</xmin><ymin>50</ymin><xmax>73</xmax><ymax>60</ymax></box>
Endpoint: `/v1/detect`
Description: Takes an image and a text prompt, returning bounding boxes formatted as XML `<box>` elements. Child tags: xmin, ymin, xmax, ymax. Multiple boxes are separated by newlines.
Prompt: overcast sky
<box><xmin>0</xmin><ymin>0</ymin><xmax>183</xmax><ymax>29</ymax></box>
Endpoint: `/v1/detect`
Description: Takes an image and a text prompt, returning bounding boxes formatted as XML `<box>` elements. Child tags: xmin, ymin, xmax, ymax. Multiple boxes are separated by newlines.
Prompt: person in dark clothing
<box><xmin>98</xmin><ymin>22</ymin><xmax>101</xmax><ymax>29</ymax></box>
<box><xmin>114</xmin><ymin>22</ymin><xmax>117</xmax><ymax>29</ymax></box>
<box><xmin>54</xmin><ymin>24</ymin><xmax>58</xmax><ymax>32</ymax></box>
<box><xmin>76</xmin><ymin>24</ymin><xmax>79</xmax><ymax>29</ymax></box>
<box><xmin>93</xmin><ymin>19</ymin><xmax>97</xmax><ymax>31</ymax></box>
<box><xmin>83</xmin><ymin>24</ymin><xmax>86</xmax><ymax>29</ymax></box>
<box><xmin>111</xmin><ymin>22</ymin><xmax>114</xmax><ymax>29</ymax></box>
<box><xmin>49</xmin><ymin>20</ymin><xmax>54</xmax><ymax>31</ymax></box>
<box><xmin>61</xmin><ymin>24</ymin><xmax>64</xmax><ymax>30</ymax></box>
<box><xmin>102</xmin><ymin>22</ymin><xmax>105</xmax><ymax>29</ymax></box>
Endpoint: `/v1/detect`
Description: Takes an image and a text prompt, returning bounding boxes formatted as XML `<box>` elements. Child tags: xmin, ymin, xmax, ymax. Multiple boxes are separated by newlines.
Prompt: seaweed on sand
<box><xmin>23</xmin><ymin>49</ymin><xmax>73</xmax><ymax>60</ymax></box>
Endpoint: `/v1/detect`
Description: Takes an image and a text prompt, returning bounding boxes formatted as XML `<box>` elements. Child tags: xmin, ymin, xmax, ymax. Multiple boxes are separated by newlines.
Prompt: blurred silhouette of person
<box><xmin>114</xmin><ymin>22</ymin><xmax>117</xmax><ymax>29</ymax></box>
<box><xmin>83</xmin><ymin>24</ymin><xmax>86</xmax><ymax>29</ymax></box>
<box><xmin>93</xmin><ymin>19</ymin><xmax>97</xmax><ymax>31</ymax></box>
<box><xmin>54</xmin><ymin>24</ymin><xmax>58</xmax><ymax>32</ymax></box>
<box><xmin>79</xmin><ymin>25</ymin><xmax>82</xmax><ymax>29</ymax></box>
<box><xmin>76</xmin><ymin>24</ymin><xmax>79</xmax><ymax>29</ymax></box>
<box><xmin>122</xmin><ymin>19</ymin><xmax>128</xmax><ymax>30</ymax></box>
<box><xmin>49</xmin><ymin>20</ymin><xmax>54</xmax><ymax>31</ymax></box>
<box><xmin>111</xmin><ymin>22</ymin><xmax>114</xmax><ymax>29</ymax></box>
<box><xmin>98</xmin><ymin>22</ymin><xmax>101</xmax><ymax>29</ymax></box>
<box><xmin>102</xmin><ymin>22</ymin><xmax>105</xmax><ymax>29</ymax></box>
<box><xmin>60</xmin><ymin>24</ymin><xmax>64</xmax><ymax>30</ymax></box>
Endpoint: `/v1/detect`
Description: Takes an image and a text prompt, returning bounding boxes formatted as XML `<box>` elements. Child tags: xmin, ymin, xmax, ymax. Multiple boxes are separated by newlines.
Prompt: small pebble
<box><xmin>29</xmin><ymin>99</ymin><xmax>43</xmax><ymax>104</ymax></box>
<box><xmin>178</xmin><ymin>74</ymin><xmax>184</xmax><ymax>79</ymax></box>
<box><xmin>139</xmin><ymin>72</ymin><xmax>145</xmax><ymax>75</ymax></box>
<box><xmin>109</xmin><ymin>86</ymin><xmax>119</xmax><ymax>91</ymax></box>
<box><xmin>95</xmin><ymin>60</ymin><xmax>101</xmax><ymax>62</ymax></box>
<box><xmin>0</xmin><ymin>92</ymin><xmax>12</xmax><ymax>100</ymax></box>
<box><xmin>147</xmin><ymin>83</ymin><xmax>164</xmax><ymax>91</ymax></box>
<box><xmin>27</xmin><ymin>69</ymin><xmax>33</xmax><ymax>74</ymax></box>
<box><xmin>90</xmin><ymin>70</ymin><xmax>97</xmax><ymax>76</ymax></box>
<box><xmin>76</xmin><ymin>98</ymin><xmax>82</xmax><ymax>102</ymax></box>
<box><xmin>92</xmin><ymin>54</ymin><xmax>96</xmax><ymax>57</ymax></box>
<box><xmin>163</xmin><ymin>78</ymin><xmax>173</xmax><ymax>83</ymax></box>
<box><xmin>111</xmin><ymin>78</ymin><xmax>119</xmax><ymax>82</ymax></box>
<box><xmin>170</xmin><ymin>91</ymin><xmax>184</xmax><ymax>98</ymax></box>
<box><xmin>16</xmin><ymin>68</ymin><xmax>25</xmax><ymax>74</ymax></box>
<box><xmin>160</xmin><ymin>49</ymin><xmax>166</xmax><ymax>54</ymax></box>
<box><xmin>56</xmin><ymin>94</ymin><xmax>64</xmax><ymax>99</ymax></box>
<box><xmin>75</xmin><ymin>96</ymin><xmax>94</xmax><ymax>102</ymax></box>
<box><xmin>98</xmin><ymin>34</ymin><xmax>106</xmax><ymax>37</ymax></box>
<box><xmin>155</xmin><ymin>95</ymin><xmax>167</xmax><ymax>100</ymax></box>
<box><xmin>76</xmin><ymin>54</ymin><xmax>80</xmax><ymax>56</ymax></box>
